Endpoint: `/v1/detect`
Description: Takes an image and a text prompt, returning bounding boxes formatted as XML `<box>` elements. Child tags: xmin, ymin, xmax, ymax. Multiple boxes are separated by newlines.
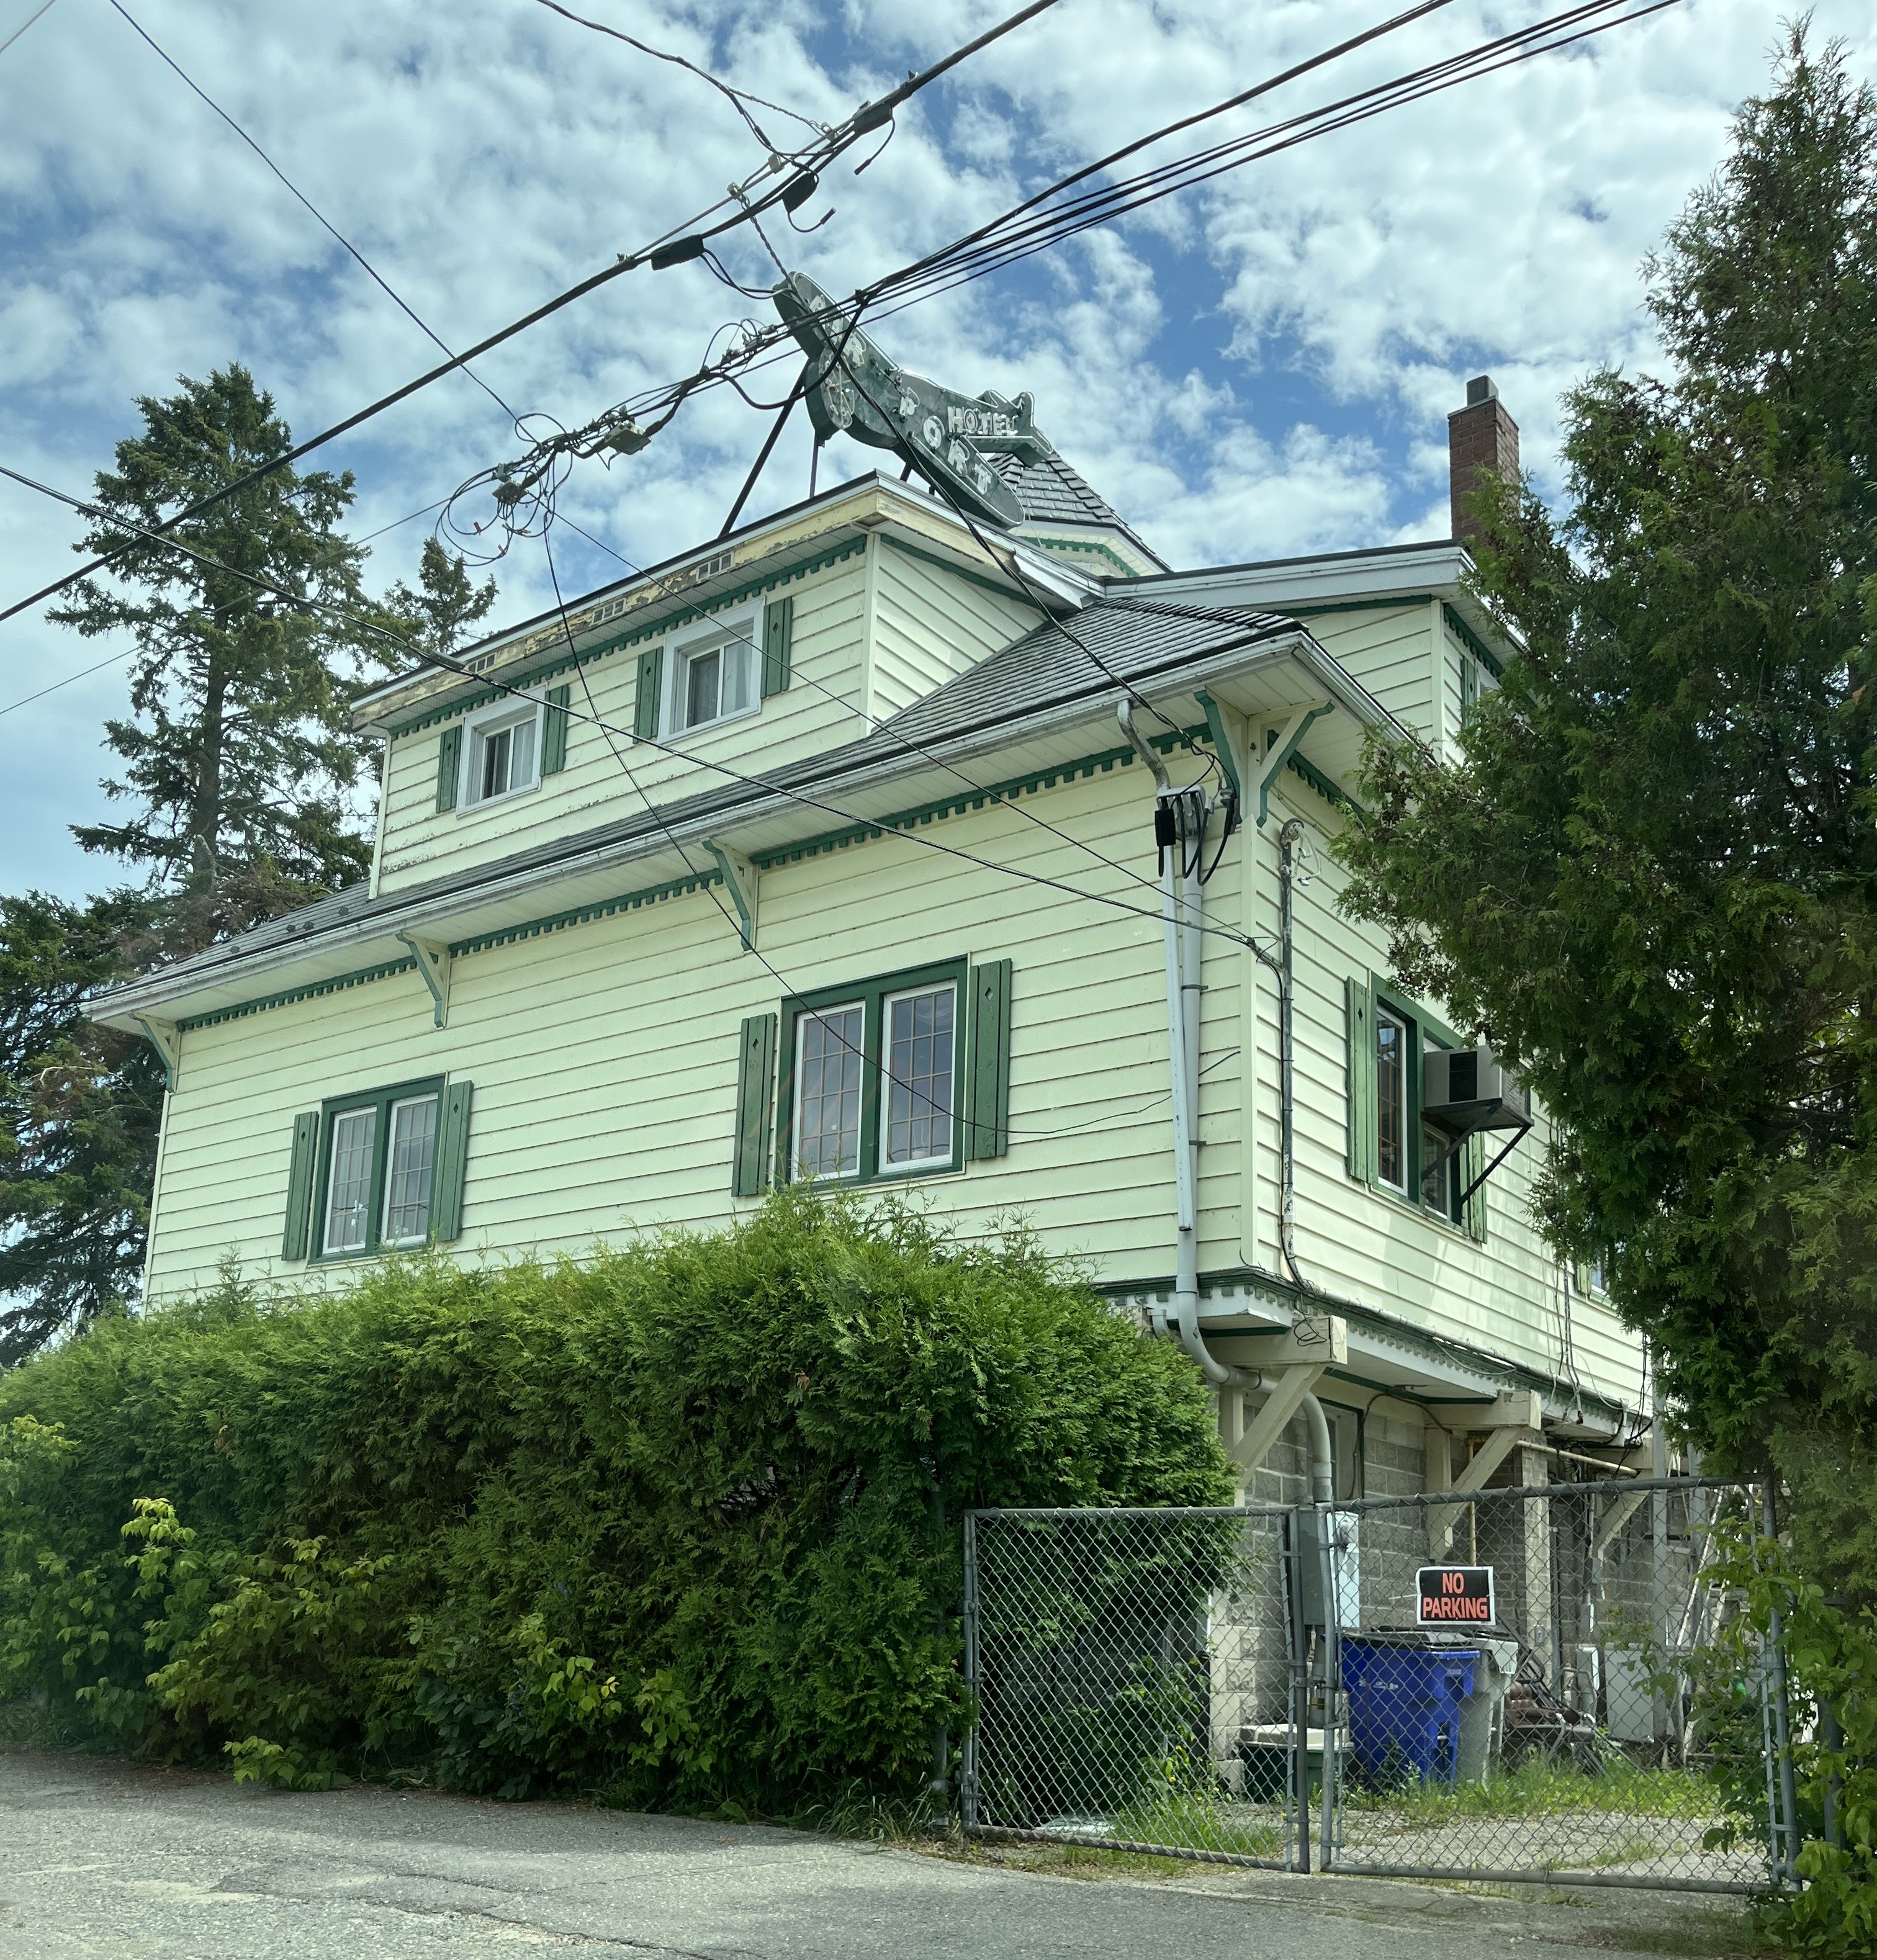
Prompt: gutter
<box><xmin>96</xmin><ymin>625</ymin><xmax>1385</xmax><ymax>1030</ymax></box>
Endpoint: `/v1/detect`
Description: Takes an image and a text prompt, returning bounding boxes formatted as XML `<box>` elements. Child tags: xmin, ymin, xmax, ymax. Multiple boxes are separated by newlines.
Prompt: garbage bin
<box><xmin>1340</xmin><ymin>1639</ymin><xmax>1478</xmax><ymax>1787</ymax></box>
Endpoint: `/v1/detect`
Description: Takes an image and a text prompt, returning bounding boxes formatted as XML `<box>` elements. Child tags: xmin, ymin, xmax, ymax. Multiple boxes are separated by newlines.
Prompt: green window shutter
<box><xmin>1460</xmin><ymin>653</ymin><xmax>1478</xmax><ymax>722</ymax></box>
<box><xmin>281</xmin><ymin>1111</ymin><xmax>320</xmax><ymax>1261</ymax></box>
<box><xmin>1344</xmin><ymin>975</ymin><xmax>1376</xmax><ymax>1184</ymax></box>
<box><xmin>1463</xmin><ymin>1133</ymin><xmax>1488</xmax><ymax>1242</ymax></box>
<box><xmin>436</xmin><ymin>725</ymin><xmax>461</xmax><ymax>812</ymax></box>
<box><xmin>634</xmin><ymin>647</ymin><xmax>662</xmax><ymax>740</ymax></box>
<box><xmin>1572</xmin><ymin>1259</ymin><xmax>1591</xmax><ymax>1295</ymax></box>
<box><xmin>966</xmin><ymin>960</ymin><xmax>1014</xmax><ymax>1161</ymax></box>
<box><xmin>761</xmin><ymin>596</ymin><xmax>794</xmax><ymax>698</ymax></box>
<box><xmin>542</xmin><ymin>683</ymin><xmax>571</xmax><ymax>774</ymax></box>
<box><xmin>732</xmin><ymin>1014</ymin><xmax>778</xmax><ymax>1197</ymax></box>
<box><xmin>430</xmin><ymin>1080</ymin><xmax>474</xmax><ymax>1243</ymax></box>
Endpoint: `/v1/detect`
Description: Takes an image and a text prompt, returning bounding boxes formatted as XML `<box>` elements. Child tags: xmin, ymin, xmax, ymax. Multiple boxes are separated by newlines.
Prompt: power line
<box><xmin>533</xmin><ymin>0</ymin><xmax>826</xmax><ymax>147</ymax></box>
<box><xmin>107</xmin><ymin>0</ymin><xmax>516</xmax><ymax>425</ymax></box>
<box><xmin>0</xmin><ymin>0</ymin><xmax>1068</xmax><ymax>630</ymax></box>
<box><xmin>0</xmin><ymin>459</ymin><xmax>1266</xmax><ymax>960</ymax></box>
<box><xmin>0</xmin><ymin>0</ymin><xmax>58</xmax><ymax>59</ymax></box>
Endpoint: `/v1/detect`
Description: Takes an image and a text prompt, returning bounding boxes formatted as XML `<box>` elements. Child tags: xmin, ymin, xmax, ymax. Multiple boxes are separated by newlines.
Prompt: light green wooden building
<box><xmin>94</xmin><ymin>377</ymin><xmax>1650</xmax><ymax>1503</ymax></box>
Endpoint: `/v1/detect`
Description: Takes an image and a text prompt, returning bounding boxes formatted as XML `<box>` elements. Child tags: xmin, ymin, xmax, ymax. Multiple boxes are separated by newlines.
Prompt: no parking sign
<box><xmin>1415</xmin><ymin>1565</ymin><xmax>1497</xmax><ymax>1625</ymax></box>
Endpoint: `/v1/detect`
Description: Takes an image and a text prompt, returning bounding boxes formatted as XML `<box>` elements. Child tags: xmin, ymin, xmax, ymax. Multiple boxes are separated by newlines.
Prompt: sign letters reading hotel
<box><xmin>1416</xmin><ymin>1565</ymin><xmax>1496</xmax><ymax>1626</ymax></box>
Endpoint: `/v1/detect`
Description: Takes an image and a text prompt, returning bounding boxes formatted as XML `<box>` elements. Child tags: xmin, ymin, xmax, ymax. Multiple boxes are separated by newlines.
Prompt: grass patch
<box><xmin>1343</xmin><ymin>1755</ymin><xmax>1739</xmax><ymax>1824</ymax></box>
<box><xmin>934</xmin><ymin>1838</ymin><xmax>1195</xmax><ymax>1881</ymax></box>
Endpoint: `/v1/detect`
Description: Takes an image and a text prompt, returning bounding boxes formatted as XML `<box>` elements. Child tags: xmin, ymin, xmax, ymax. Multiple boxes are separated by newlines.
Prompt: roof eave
<box><xmin>92</xmin><ymin>621</ymin><xmax>1377</xmax><ymax>1033</ymax></box>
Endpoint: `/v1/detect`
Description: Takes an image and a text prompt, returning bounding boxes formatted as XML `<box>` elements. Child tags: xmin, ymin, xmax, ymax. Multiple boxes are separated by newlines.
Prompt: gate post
<box><xmin>1759</xmin><ymin>1483</ymin><xmax>1799</xmax><ymax>1888</ymax></box>
<box><xmin>1283</xmin><ymin>1508</ymin><xmax>1310</xmax><ymax>1872</ymax></box>
<box><xmin>961</xmin><ymin>1511</ymin><xmax>979</xmax><ymax>1831</ymax></box>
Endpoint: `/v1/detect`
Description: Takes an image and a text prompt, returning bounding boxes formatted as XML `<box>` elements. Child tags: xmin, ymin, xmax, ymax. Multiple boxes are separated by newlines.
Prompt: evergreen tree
<box><xmin>1</xmin><ymin>373</ymin><xmax>496</xmax><ymax>1363</ymax></box>
<box><xmin>0</xmin><ymin>891</ymin><xmax>162</xmax><ymax>1367</ymax></box>
<box><xmin>51</xmin><ymin>364</ymin><xmax>385</xmax><ymax>945</ymax></box>
<box><xmin>1338</xmin><ymin>32</ymin><xmax>1877</xmax><ymax>1594</ymax></box>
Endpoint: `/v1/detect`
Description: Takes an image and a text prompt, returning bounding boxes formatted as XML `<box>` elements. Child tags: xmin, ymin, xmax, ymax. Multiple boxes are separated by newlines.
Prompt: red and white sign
<box><xmin>1416</xmin><ymin>1565</ymin><xmax>1497</xmax><ymax>1625</ymax></box>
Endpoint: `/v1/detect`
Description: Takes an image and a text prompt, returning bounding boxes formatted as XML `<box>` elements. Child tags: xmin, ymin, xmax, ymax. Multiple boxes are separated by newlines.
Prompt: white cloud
<box><xmin>2</xmin><ymin>0</ymin><xmax>1874</xmax><ymax>898</ymax></box>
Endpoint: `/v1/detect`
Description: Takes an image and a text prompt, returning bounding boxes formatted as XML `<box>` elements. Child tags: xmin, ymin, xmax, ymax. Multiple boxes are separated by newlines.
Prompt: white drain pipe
<box><xmin>1120</xmin><ymin>703</ymin><xmax>1238</xmax><ymax>1388</ymax></box>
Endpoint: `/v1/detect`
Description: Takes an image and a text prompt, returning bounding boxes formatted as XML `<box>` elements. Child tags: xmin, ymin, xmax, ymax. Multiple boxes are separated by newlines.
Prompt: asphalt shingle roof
<box><xmin>103</xmin><ymin>599</ymin><xmax>1294</xmax><ymax>1001</ymax></box>
<box><xmin>988</xmin><ymin>451</ymin><xmax>1167</xmax><ymax>567</ymax></box>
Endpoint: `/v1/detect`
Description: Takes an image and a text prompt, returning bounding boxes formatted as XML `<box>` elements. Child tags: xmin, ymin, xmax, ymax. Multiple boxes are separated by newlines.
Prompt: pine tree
<box><xmin>51</xmin><ymin>364</ymin><xmax>385</xmax><ymax>946</ymax></box>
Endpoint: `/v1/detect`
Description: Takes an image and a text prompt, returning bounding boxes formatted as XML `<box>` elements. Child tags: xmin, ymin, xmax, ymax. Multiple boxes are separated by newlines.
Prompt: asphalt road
<box><xmin>0</xmin><ymin>1751</ymin><xmax>1750</xmax><ymax>1958</ymax></box>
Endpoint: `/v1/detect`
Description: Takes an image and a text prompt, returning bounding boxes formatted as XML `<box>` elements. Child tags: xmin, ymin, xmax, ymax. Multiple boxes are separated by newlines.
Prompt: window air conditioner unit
<box><xmin>1423</xmin><ymin>1045</ymin><xmax>1529</xmax><ymax>1133</ymax></box>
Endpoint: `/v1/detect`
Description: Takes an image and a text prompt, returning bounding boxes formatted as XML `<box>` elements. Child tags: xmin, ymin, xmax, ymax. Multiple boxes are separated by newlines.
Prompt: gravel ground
<box><xmin>0</xmin><ymin>1751</ymin><xmax>1768</xmax><ymax>1959</ymax></box>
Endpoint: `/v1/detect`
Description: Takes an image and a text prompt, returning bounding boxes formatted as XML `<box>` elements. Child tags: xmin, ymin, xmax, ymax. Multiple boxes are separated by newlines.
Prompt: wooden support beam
<box><xmin>1226</xmin><ymin>1362</ymin><xmax>1325</xmax><ymax>1488</ymax></box>
<box><xmin>134</xmin><ymin>1015</ymin><xmax>180</xmax><ymax>1092</ymax></box>
<box><xmin>704</xmin><ymin>840</ymin><xmax>760</xmax><ymax>951</ymax></box>
<box><xmin>396</xmin><ymin>933</ymin><xmax>452</xmax><ymax>1029</ymax></box>
<box><xmin>1427</xmin><ymin>1421</ymin><xmax>1539</xmax><ymax>1555</ymax></box>
<box><xmin>1256</xmin><ymin>701</ymin><xmax>1333</xmax><ymax>825</ymax></box>
<box><xmin>1592</xmin><ymin>1485</ymin><xmax>1650</xmax><ymax>1558</ymax></box>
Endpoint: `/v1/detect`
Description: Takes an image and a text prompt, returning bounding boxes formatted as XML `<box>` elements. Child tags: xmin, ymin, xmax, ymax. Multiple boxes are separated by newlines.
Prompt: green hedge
<box><xmin>0</xmin><ymin>1191</ymin><xmax>1230</xmax><ymax>1809</ymax></box>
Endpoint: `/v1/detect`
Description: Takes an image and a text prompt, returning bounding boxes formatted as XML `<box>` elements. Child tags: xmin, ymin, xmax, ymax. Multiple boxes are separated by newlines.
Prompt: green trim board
<box><xmin>879</xmin><ymin>533</ymin><xmax>1055</xmax><ymax>612</ymax></box>
<box><xmin>773</xmin><ymin>955</ymin><xmax>970</xmax><ymax>1187</ymax></box>
<box><xmin>177</xmin><ymin>956</ymin><xmax>421</xmax><ymax>1034</ymax></box>
<box><xmin>386</xmin><ymin>537</ymin><xmax>867</xmax><ymax>739</ymax></box>
<box><xmin>1442</xmin><ymin>601</ymin><xmax>1505</xmax><ymax>681</ymax></box>
<box><xmin>1020</xmin><ymin>535</ymin><xmax>1143</xmax><ymax>578</ymax></box>
<box><xmin>156</xmin><ymin>717</ymin><xmax>1351</xmax><ymax>1037</ymax></box>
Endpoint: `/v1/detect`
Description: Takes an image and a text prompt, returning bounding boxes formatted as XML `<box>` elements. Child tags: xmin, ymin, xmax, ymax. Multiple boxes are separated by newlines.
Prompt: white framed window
<box><xmin>380</xmin><ymin>1094</ymin><xmax>440</xmax><ymax>1246</ymax></box>
<box><xmin>793</xmin><ymin>1003</ymin><xmax>865</xmax><ymax>1178</ymax></box>
<box><xmin>462</xmin><ymin>700</ymin><xmax>541</xmax><ymax>808</ymax></box>
<box><xmin>880</xmin><ymin>982</ymin><xmax>955</xmax><ymax>1172</ymax></box>
<box><xmin>323</xmin><ymin>1106</ymin><xmax>377</xmax><ymax>1256</ymax></box>
<box><xmin>1375</xmin><ymin>1005</ymin><xmax>1408</xmax><ymax>1193</ymax></box>
<box><xmin>665</xmin><ymin>610</ymin><xmax>759</xmax><ymax>737</ymax></box>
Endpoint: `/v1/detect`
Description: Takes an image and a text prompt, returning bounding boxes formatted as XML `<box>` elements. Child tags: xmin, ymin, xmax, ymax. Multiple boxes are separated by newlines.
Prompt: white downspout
<box><xmin>1120</xmin><ymin>702</ymin><xmax>1236</xmax><ymax>1388</ymax></box>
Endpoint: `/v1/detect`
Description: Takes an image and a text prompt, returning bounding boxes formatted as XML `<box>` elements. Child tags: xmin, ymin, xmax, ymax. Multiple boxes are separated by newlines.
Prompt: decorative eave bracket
<box><xmin>1256</xmin><ymin>701</ymin><xmax>1333</xmax><ymax>825</ymax></box>
<box><xmin>396</xmin><ymin>933</ymin><xmax>453</xmax><ymax>1029</ymax></box>
<box><xmin>135</xmin><ymin>1015</ymin><xmax>181</xmax><ymax>1092</ymax></box>
<box><xmin>704</xmin><ymin>840</ymin><xmax>760</xmax><ymax>952</ymax></box>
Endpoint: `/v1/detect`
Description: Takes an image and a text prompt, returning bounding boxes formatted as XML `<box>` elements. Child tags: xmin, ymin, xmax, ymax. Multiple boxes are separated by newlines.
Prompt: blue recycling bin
<box><xmin>1341</xmin><ymin>1640</ymin><xmax>1479</xmax><ymax>1787</ymax></box>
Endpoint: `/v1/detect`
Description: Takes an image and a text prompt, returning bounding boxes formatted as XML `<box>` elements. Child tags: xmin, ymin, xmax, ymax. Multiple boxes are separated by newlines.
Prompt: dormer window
<box><xmin>463</xmin><ymin>701</ymin><xmax>540</xmax><ymax>807</ymax></box>
<box><xmin>666</xmin><ymin>611</ymin><xmax>759</xmax><ymax>736</ymax></box>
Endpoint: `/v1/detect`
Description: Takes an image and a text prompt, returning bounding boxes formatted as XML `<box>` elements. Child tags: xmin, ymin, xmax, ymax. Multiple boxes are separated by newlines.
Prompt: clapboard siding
<box><xmin>147</xmin><ymin>750</ymin><xmax>1641</xmax><ymax>1411</ymax></box>
<box><xmin>870</xmin><ymin>542</ymin><xmax>1040</xmax><ymax>719</ymax></box>
<box><xmin>376</xmin><ymin>560</ymin><xmax>871</xmax><ymax>894</ymax></box>
<box><xmin>1305</xmin><ymin>604</ymin><xmax>1437</xmax><ymax>745</ymax></box>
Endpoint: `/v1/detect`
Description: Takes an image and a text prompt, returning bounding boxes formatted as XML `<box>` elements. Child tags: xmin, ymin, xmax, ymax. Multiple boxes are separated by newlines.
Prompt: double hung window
<box><xmin>779</xmin><ymin>961</ymin><xmax>967</xmax><ymax>1185</ymax></box>
<box><xmin>1346</xmin><ymin>976</ymin><xmax>1484</xmax><ymax>1239</ymax></box>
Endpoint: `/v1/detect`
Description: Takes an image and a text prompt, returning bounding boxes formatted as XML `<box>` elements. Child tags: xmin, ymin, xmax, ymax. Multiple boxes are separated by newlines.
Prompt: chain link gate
<box><xmin>963</xmin><ymin>1478</ymin><xmax>1791</xmax><ymax>1892</ymax></box>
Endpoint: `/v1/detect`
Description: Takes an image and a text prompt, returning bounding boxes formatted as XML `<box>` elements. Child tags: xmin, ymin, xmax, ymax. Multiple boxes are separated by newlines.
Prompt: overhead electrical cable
<box><xmin>0</xmin><ymin>0</ymin><xmax>58</xmax><ymax>58</ymax></box>
<box><xmin>107</xmin><ymin>0</ymin><xmax>517</xmax><ymax>424</ymax></box>
<box><xmin>462</xmin><ymin>0</ymin><xmax>1680</xmax><ymax>509</ymax></box>
<box><xmin>0</xmin><ymin>460</ymin><xmax>1267</xmax><ymax>958</ymax></box>
<box><xmin>533</xmin><ymin>0</ymin><xmax>826</xmax><ymax>146</ymax></box>
<box><xmin>0</xmin><ymin>0</ymin><xmax>1071</xmax><ymax>629</ymax></box>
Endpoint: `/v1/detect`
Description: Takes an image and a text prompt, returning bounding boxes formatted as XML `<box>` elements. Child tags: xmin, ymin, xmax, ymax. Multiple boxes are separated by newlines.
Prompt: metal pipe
<box><xmin>1119</xmin><ymin>703</ymin><xmax>1235</xmax><ymax>1387</ymax></box>
<box><xmin>1278</xmin><ymin>819</ymin><xmax>1308</xmax><ymax>1291</ymax></box>
<box><xmin>1301</xmin><ymin>1391</ymin><xmax>1335</xmax><ymax>1505</ymax></box>
<box><xmin>1760</xmin><ymin>1481</ymin><xmax>1801</xmax><ymax>1889</ymax></box>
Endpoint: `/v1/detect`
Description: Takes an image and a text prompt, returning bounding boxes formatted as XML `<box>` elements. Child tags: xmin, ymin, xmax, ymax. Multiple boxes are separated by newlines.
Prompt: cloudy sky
<box><xmin>2</xmin><ymin>0</ymin><xmax>1872</xmax><ymax>902</ymax></box>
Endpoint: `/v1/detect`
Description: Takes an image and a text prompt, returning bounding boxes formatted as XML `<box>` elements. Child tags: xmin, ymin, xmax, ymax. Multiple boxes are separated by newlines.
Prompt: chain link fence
<box><xmin>964</xmin><ymin>1478</ymin><xmax>1790</xmax><ymax>1892</ymax></box>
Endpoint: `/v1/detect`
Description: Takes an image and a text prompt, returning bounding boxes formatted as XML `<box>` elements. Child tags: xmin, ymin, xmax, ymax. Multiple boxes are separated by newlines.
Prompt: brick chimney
<box><xmin>1447</xmin><ymin>374</ymin><xmax>1519</xmax><ymax>542</ymax></box>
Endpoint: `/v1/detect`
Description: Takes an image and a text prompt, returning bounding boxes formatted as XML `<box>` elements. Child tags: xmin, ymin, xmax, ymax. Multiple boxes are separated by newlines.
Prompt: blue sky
<box><xmin>3</xmin><ymin>0</ymin><xmax>1873</xmax><ymax>902</ymax></box>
